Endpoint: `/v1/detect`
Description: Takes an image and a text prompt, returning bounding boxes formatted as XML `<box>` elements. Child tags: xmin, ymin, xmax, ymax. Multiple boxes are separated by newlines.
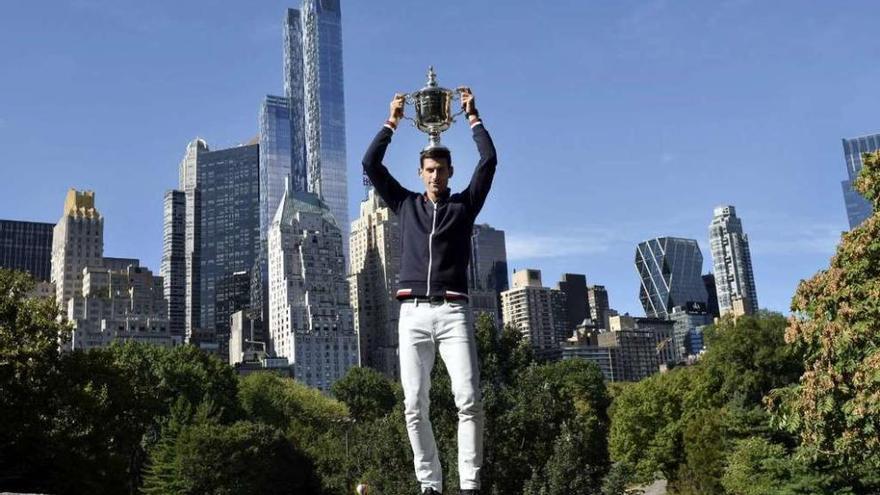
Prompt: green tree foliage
<box><xmin>239</xmin><ymin>371</ymin><xmax>349</xmax><ymax>430</ymax></box>
<box><xmin>719</xmin><ymin>437</ymin><xmax>843</xmax><ymax>495</ymax></box>
<box><xmin>142</xmin><ymin>419</ymin><xmax>321</xmax><ymax>495</ymax></box>
<box><xmin>0</xmin><ymin>269</ymin><xmax>70</xmax><ymax>491</ymax></box>
<box><xmin>775</xmin><ymin>150</ymin><xmax>880</xmax><ymax>471</ymax></box>
<box><xmin>609</xmin><ymin>313</ymin><xmax>804</xmax><ymax>490</ymax></box>
<box><xmin>239</xmin><ymin>372</ymin><xmax>355</xmax><ymax>493</ymax></box>
<box><xmin>331</xmin><ymin>366</ymin><xmax>397</xmax><ymax>421</ymax></box>
<box><xmin>699</xmin><ymin>313</ymin><xmax>805</xmax><ymax>407</ymax></box>
<box><xmin>0</xmin><ymin>270</ymin><xmax>243</xmax><ymax>495</ymax></box>
<box><xmin>608</xmin><ymin>365</ymin><xmax>700</xmax><ymax>482</ymax></box>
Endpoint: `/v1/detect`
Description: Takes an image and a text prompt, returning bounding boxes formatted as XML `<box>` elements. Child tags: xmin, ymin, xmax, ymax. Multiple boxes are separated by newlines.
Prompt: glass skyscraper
<box><xmin>468</xmin><ymin>224</ymin><xmax>509</xmax><ymax>294</ymax></box>
<box><xmin>556</xmin><ymin>273</ymin><xmax>590</xmax><ymax>336</ymax></box>
<box><xmin>284</xmin><ymin>7</ymin><xmax>307</xmax><ymax>192</ymax></box>
<box><xmin>635</xmin><ymin>237</ymin><xmax>708</xmax><ymax>319</ymax></box>
<box><xmin>709</xmin><ymin>205</ymin><xmax>759</xmax><ymax>316</ymax></box>
<box><xmin>588</xmin><ymin>285</ymin><xmax>611</xmax><ymax>330</ymax></box>
<box><xmin>290</xmin><ymin>0</ymin><xmax>349</xmax><ymax>261</ymax></box>
<box><xmin>161</xmin><ymin>190</ymin><xmax>186</xmax><ymax>338</ymax></box>
<box><xmin>197</xmin><ymin>144</ymin><xmax>261</xmax><ymax>342</ymax></box>
<box><xmin>0</xmin><ymin>219</ymin><xmax>54</xmax><ymax>281</ymax></box>
<box><xmin>258</xmin><ymin>95</ymin><xmax>295</xmax><ymax>322</ymax></box>
<box><xmin>841</xmin><ymin>134</ymin><xmax>879</xmax><ymax>229</ymax></box>
<box><xmin>260</xmin><ymin>95</ymin><xmax>295</xmax><ymax>237</ymax></box>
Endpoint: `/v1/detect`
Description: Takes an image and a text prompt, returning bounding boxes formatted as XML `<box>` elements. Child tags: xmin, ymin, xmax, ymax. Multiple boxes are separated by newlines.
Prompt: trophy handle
<box><xmin>450</xmin><ymin>91</ymin><xmax>466</xmax><ymax>120</ymax></box>
<box><xmin>400</xmin><ymin>92</ymin><xmax>418</xmax><ymax>127</ymax></box>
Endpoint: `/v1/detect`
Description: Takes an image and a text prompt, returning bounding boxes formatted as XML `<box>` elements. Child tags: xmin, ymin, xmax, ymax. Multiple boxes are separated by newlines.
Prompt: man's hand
<box><xmin>389</xmin><ymin>93</ymin><xmax>406</xmax><ymax>125</ymax></box>
<box><xmin>458</xmin><ymin>86</ymin><xmax>478</xmax><ymax>117</ymax></box>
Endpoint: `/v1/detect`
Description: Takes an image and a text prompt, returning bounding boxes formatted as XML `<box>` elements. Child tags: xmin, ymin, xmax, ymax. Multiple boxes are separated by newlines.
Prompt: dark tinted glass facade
<box><xmin>636</xmin><ymin>237</ymin><xmax>708</xmax><ymax>319</ymax></box>
<box><xmin>588</xmin><ymin>285</ymin><xmax>610</xmax><ymax>329</ymax></box>
<box><xmin>468</xmin><ymin>224</ymin><xmax>509</xmax><ymax>293</ymax></box>
<box><xmin>702</xmin><ymin>273</ymin><xmax>720</xmax><ymax>318</ymax></box>
<box><xmin>198</xmin><ymin>144</ymin><xmax>261</xmax><ymax>337</ymax></box>
<box><xmin>215</xmin><ymin>270</ymin><xmax>252</xmax><ymax>349</ymax></box>
<box><xmin>0</xmin><ymin>219</ymin><xmax>54</xmax><ymax>281</ymax></box>
<box><xmin>162</xmin><ymin>190</ymin><xmax>186</xmax><ymax>337</ymax></box>
<box><xmin>556</xmin><ymin>273</ymin><xmax>589</xmax><ymax>333</ymax></box>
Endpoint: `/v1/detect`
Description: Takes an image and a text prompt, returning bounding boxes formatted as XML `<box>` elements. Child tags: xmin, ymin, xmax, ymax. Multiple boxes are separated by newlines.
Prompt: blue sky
<box><xmin>1</xmin><ymin>0</ymin><xmax>878</xmax><ymax>316</ymax></box>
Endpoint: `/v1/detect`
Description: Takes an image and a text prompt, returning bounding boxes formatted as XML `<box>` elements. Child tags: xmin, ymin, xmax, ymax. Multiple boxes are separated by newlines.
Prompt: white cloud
<box><xmin>506</xmin><ymin>229</ymin><xmax>619</xmax><ymax>261</ymax></box>
<box><xmin>748</xmin><ymin>221</ymin><xmax>843</xmax><ymax>256</ymax></box>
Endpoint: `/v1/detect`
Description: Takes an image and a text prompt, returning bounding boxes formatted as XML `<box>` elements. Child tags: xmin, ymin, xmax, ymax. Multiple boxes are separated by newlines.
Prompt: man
<box><xmin>362</xmin><ymin>88</ymin><xmax>497</xmax><ymax>495</ymax></box>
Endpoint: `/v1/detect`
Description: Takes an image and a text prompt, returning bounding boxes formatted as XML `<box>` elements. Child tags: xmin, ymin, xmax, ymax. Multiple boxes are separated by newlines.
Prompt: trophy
<box><xmin>402</xmin><ymin>66</ymin><xmax>466</xmax><ymax>151</ymax></box>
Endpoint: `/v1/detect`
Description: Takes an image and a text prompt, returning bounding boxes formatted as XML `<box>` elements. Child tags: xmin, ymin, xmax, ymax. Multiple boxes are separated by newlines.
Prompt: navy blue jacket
<box><xmin>361</xmin><ymin>121</ymin><xmax>498</xmax><ymax>297</ymax></box>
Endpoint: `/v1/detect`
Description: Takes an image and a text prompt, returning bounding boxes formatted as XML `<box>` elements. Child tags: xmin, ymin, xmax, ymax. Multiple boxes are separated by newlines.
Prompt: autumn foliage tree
<box><xmin>775</xmin><ymin>149</ymin><xmax>880</xmax><ymax>471</ymax></box>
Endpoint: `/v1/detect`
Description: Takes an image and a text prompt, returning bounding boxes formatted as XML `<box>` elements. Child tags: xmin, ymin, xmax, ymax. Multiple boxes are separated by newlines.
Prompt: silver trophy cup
<box><xmin>403</xmin><ymin>66</ymin><xmax>465</xmax><ymax>151</ymax></box>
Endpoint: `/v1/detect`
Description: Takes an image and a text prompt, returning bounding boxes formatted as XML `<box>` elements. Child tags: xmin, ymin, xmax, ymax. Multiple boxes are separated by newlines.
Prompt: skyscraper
<box><xmin>161</xmin><ymin>190</ymin><xmax>186</xmax><ymax>338</ymax></box>
<box><xmin>268</xmin><ymin>186</ymin><xmax>357</xmax><ymax>391</ymax></box>
<box><xmin>501</xmin><ymin>269</ymin><xmax>568</xmax><ymax>359</ymax></box>
<box><xmin>214</xmin><ymin>270</ymin><xmax>253</xmax><ymax>352</ymax></box>
<box><xmin>0</xmin><ymin>219</ymin><xmax>54</xmax><ymax>281</ymax></box>
<box><xmin>556</xmin><ymin>273</ymin><xmax>590</xmax><ymax>338</ymax></box>
<box><xmin>349</xmin><ymin>189</ymin><xmax>401</xmax><ymax>379</ymax></box>
<box><xmin>257</xmin><ymin>95</ymin><xmax>295</xmax><ymax>326</ymax></box>
<box><xmin>709</xmin><ymin>205</ymin><xmax>759</xmax><ymax>317</ymax></box>
<box><xmin>468</xmin><ymin>224</ymin><xmax>509</xmax><ymax>294</ymax></box>
<box><xmin>166</xmin><ymin>138</ymin><xmax>261</xmax><ymax>350</ymax></box>
<box><xmin>47</xmin><ymin>190</ymin><xmax>175</xmax><ymax>351</ymax></box>
<box><xmin>468</xmin><ymin>224</ymin><xmax>508</xmax><ymax>325</ymax></box>
<box><xmin>588</xmin><ymin>284</ymin><xmax>611</xmax><ymax>330</ymax></box>
<box><xmin>52</xmin><ymin>189</ymin><xmax>104</xmax><ymax>311</ymax></box>
<box><xmin>841</xmin><ymin>134</ymin><xmax>880</xmax><ymax>229</ymax></box>
<box><xmin>702</xmin><ymin>273</ymin><xmax>720</xmax><ymax>319</ymax></box>
<box><xmin>178</xmin><ymin>138</ymin><xmax>208</xmax><ymax>340</ymax></box>
<box><xmin>283</xmin><ymin>8</ymin><xmax>307</xmax><ymax>192</ymax></box>
<box><xmin>635</xmin><ymin>237</ymin><xmax>708</xmax><ymax>319</ymax></box>
<box><xmin>197</xmin><ymin>143</ymin><xmax>261</xmax><ymax>347</ymax></box>
<box><xmin>282</xmin><ymin>1</ymin><xmax>349</xmax><ymax>261</ymax></box>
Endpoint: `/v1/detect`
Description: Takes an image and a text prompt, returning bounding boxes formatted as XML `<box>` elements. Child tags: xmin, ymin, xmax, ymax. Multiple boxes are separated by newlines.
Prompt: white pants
<box><xmin>398</xmin><ymin>299</ymin><xmax>484</xmax><ymax>492</ymax></box>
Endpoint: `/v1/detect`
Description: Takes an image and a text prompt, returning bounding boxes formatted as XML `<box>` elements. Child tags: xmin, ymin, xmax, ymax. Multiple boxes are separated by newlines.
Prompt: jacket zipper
<box><xmin>426</xmin><ymin>200</ymin><xmax>438</xmax><ymax>296</ymax></box>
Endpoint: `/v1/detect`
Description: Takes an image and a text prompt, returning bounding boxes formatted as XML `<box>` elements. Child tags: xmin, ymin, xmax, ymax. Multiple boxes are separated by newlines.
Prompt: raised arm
<box><xmin>458</xmin><ymin>88</ymin><xmax>498</xmax><ymax>217</ymax></box>
<box><xmin>361</xmin><ymin>94</ymin><xmax>412</xmax><ymax>213</ymax></box>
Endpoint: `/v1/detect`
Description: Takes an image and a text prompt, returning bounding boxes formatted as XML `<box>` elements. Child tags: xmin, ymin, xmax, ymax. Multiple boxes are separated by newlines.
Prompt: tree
<box><xmin>142</xmin><ymin>419</ymin><xmax>321</xmax><ymax>495</ymax></box>
<box><xmin>773</xmin><ymin>149</ymin><xmax>880</xmax><ymax>484</ymax></box>
<box><xmin>0</xmin><ymin>281</ymin><xmax>244</xmax><ymax>495</ymax></box>
<box><xmin>0</xmin><ymin>269</ymin><xmax>73</xmax><ymax>492</ymax></box>
<box><xmin>609</xmin><ymin>313</ymin><xmax>803</xmax><ymax>489</ymax></box>
<box><xmin>699</xmin><ymin>313</ymin><xmax>804</xmax><ymax>407</ymax></box>
<box><xmin>608</xmin><ymin>366</ymin><xmax>700</xmax><ymax>483</ymax></box>
<box><xmin>238</xmin><ymin>372</ymin><xmax>353</xmax><ymax>493</ymax></box>
<box><xmin>720</xmin><ymin>436</ymin><xmax>848</xmax><ymax>495</ymax></box>
<box><xmin>331</xmin><ymin>366</ymin><xmax>397</xmax><ymax>422</ymax></box>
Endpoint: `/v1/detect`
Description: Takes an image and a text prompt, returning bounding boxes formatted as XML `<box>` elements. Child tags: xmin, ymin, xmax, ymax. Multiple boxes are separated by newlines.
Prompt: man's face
<box><xmin>419</xmin><ymin>158</ymin><xmax>452</xmax><ymax>196</ymax></box>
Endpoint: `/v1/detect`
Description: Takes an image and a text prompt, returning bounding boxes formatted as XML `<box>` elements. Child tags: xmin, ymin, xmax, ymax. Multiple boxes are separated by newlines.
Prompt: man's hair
<box><xmin>419</xmin><ymin>147</ymin><xmax>452</xmax><ymax>169</ymax></box>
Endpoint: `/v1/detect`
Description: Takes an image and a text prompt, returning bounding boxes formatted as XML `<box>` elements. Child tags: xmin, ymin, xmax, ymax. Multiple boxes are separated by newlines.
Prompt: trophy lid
<box><xmin>419</xmin><ymin>66</ymin><xmax>446</xmax><ymax>93</ymax></box>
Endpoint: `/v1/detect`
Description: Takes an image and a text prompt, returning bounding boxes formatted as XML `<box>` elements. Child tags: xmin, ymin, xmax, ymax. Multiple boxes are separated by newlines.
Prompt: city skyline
<box><xmin>3</xmin><ymin>1</ymin><xmax>879</xmax><ymax>316</ymax></box>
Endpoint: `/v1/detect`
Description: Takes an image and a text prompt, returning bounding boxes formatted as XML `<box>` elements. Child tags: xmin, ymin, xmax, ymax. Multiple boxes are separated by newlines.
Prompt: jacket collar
<box><xmin>423</xmin><ymin>188</ymin><xmax>451</xmax><ymax>204</ymax></box>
